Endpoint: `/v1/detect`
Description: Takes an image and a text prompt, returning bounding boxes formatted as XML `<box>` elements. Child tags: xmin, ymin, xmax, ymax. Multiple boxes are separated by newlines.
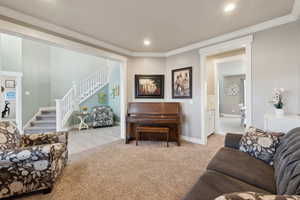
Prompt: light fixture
<box><xmin>143</xmin><ymin>39</ymin><xmax>151</xmax><ymax>46</ymax></box>
<box><xmin>224</xmin><ymin>3</ymin><xmax>236</xmax><ymax>13</ymax></box>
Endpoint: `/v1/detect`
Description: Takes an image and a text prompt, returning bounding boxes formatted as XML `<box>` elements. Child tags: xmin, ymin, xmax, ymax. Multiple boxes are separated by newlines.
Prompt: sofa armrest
<box><xmin>21</xmin><ymin>131</ymin><xmax>68</xmax><ymax>147</ymax></box>
<box><xmin>215</xmin><ymin>192</ymin><xmax>300</xmax><ymax>200</ymax></box>
<box><xmin>224</xmin><ymin>133</ymin><xmax>243</xmax><ymax>149</ymax></box>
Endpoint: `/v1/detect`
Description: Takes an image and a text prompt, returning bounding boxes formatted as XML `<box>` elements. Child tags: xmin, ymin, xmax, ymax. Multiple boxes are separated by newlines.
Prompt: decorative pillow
<box><xmin>239</xmin><ymin>127</ymin><xmax>283</xmax><ymax>166</ymax></box>
<box><xmin>215</xmin><ymin>192</ymin><xmax>300</xmax><ymax>200</ymax></box>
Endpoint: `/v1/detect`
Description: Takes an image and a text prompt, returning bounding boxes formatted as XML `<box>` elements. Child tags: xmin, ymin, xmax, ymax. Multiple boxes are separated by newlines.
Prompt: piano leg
<box><xmin>126</xmin><ymin>122</ymin><xmax>131</xmax><ymax>144</ymax></box>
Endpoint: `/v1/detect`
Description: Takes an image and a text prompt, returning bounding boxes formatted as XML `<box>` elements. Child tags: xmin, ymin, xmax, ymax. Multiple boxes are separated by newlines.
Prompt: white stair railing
<box><xmin>56</xmin><ymin>69</ymin><xmax>109</xmax><ymax>131</ymax></box>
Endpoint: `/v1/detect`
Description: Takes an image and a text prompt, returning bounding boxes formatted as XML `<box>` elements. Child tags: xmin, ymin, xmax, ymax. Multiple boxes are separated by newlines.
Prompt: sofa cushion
<box><xmin>274</xmin><ymin>128</ymin><xmax>300</xmax><ymax>195</ymax></box>
<box><xmin>239</xmin><ymin>129</ymin><xmax>282</xmax><ymax>166</ymax></box>
<box><xmin>207</xmin><ymin>147</ymin><xmax>276</xmax><ymax>194</ymax></box>
<box><xmin>182</xmin><ymin>170</ymin><xmax>270</xmax><ymax>200</ymax></box>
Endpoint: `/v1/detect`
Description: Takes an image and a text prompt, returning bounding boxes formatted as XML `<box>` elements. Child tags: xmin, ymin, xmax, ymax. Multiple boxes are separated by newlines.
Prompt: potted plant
<box><xmin>271</xmin><ymin>88</ymin><xmax>285</xmax><ymax>116</ymax></box>
<box><xmin>81</xmin><ymin>106</ymin><xmax>88</xmax><ymax>114</ymax></box>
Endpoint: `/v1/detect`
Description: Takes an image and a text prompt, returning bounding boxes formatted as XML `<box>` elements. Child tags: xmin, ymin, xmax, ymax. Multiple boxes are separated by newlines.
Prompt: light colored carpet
<box><xmin>20</xmin><ymin>134</ymin><xmax>224</xmax><ymax>200</ymax></box>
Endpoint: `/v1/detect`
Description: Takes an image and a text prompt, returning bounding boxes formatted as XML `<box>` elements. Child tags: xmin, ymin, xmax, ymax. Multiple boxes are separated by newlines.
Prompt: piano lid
<box><xmin>128</xmin><ymin>102</ymin><xmax>180</xmax><ymax>115</ymax></box>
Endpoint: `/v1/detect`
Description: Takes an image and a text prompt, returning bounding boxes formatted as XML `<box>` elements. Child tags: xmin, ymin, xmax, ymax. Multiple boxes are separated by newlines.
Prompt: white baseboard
<box><xmin>181</xmin><ymin>136</ymin><xmax>205</xmax><ymax>145</ymax></box>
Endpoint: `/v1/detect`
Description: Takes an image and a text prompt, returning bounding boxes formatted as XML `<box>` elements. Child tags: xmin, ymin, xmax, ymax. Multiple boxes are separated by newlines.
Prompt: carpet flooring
<box><xmin>20</xmin><ymin>134</ymin><xmax>224</xmax><ymax>200</ymax></box>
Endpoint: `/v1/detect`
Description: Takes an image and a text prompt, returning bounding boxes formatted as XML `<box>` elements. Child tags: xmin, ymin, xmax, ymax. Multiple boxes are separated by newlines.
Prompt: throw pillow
<box><xmin>239</xmin><ymin>127</ymin><xmax>283</xmax><ymax>166</ymax></box>
<box><xmin>215</xmin><ymin>192</ymin><xmax>300</xmax><ymax>200</ymax></box>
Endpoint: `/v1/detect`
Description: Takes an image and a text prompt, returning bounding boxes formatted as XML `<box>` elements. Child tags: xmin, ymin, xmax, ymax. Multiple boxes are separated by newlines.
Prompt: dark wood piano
<box><xmin>126</xmin><ymin>102</ymin><xmax>181</xmax><ymax>145</ymax></box>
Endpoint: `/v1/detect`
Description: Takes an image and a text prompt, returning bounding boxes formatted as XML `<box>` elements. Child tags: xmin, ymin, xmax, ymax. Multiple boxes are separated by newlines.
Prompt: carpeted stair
<box><xmin>24</xmin><ymin>109</ymin><xmax>57</xmax><ymax>134</ymax></box>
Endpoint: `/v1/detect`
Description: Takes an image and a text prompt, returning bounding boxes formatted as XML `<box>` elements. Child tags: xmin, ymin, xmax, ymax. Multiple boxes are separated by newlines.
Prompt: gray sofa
<box><xmin>183</xmin><ymin>128</ymin><xmax>300</xmax><ymax>200</ymax></box>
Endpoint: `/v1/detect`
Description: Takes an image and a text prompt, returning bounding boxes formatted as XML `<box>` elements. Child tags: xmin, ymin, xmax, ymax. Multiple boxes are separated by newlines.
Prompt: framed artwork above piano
<box><xmin>135</xmin><ymin>74</ymin><xmax>164</xmax><ymax>99</ymax></box>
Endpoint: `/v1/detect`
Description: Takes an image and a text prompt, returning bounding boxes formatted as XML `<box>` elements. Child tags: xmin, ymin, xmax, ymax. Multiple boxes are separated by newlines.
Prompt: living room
<box><xmin>0</xmin><ymin>1</ymin><xmax>300</xmax><ymax>200</ymax></box>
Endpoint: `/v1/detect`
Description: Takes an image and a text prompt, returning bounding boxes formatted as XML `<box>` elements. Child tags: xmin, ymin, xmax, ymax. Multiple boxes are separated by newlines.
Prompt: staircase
<box><xmin>24</xmin><ymin>108</ymin><xmax>57</xmax><ymax>134</ymax></box>
<box><xmin>56</xmin><ymin>69</ymin><xmax>109</xmax><ymax>131</ymax></box>
<box><xmin>23</xmin><ymin>67</ymin><xmax>110</xmax><ymax>134</ymax></box>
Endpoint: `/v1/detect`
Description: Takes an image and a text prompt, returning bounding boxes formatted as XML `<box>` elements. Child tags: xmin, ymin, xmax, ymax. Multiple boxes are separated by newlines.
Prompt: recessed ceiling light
<box><xmin>144</xmin><ymin>39</ymin><xmax>151</xmax><ymax>46</ymax></box>
<box><xmin>224</xmin><ymin>3</ymin><xmax>236</xmax><ymax>13</ymax></box>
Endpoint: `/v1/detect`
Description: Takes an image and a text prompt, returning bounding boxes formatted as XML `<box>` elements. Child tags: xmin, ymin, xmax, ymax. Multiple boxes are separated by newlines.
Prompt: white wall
<box><xmin>252</xmin><ymin>20</ymin><xmax>300</xmax><ymax>128</ymax></box>
<box><xmin>127</xmin><ymin>57</ymin><xmax>166</xmax><ymax>102</ymax></box>
<box><xmin>166</xmin><ymin>50</ymin><xmax>202</xmax><ymax>138</ymax></box>
<box><xmin>49</xmin><ymin>46</ymin><xmax>107</xmax><ymax>104</ymax></box>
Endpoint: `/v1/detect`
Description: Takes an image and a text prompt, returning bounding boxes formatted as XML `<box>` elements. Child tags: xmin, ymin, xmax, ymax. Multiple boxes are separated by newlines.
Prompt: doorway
<box><xmin>213</xmin><ymin>54</ymin><xmax>246</xmax><ymax>135</ymax></box>
<box><xmin>199</xmin><ymin>36</ymin><xmax>253</xmax><ymax>144</ymax></box>
<box><xmin>0</xmin><ymin>71</ymin><xmax>22</xmax><ymax>133</ymax></box>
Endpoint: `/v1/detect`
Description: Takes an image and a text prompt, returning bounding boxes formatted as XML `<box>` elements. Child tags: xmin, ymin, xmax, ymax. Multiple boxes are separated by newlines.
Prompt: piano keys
<box><xmin>126</xmin><ymin>102</ymin><xmax>181</xmax><ymax>146</ymax></box>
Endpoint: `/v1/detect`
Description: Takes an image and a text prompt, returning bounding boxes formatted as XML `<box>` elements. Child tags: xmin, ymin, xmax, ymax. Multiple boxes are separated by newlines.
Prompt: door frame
<box><xmin>213</xmin><ymin>55</ymin><xmax>246</xmax><ymax>134</ymax></box>
<box><xmin>0</xmin><ymin>71</ymin><xmax>23</xmax><ymax>133</ymax></box>
<box><xmin>199</xmin><ymin>35</ymin><xmax>253</xmax><ymax>144</ymax></box>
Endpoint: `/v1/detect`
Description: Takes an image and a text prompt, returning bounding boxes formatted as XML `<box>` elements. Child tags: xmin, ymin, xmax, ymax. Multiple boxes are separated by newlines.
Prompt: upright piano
<box><xmin>126</xmin><ymin>102</ymin><xmax>181</xmax><ymax>145</ymax></box>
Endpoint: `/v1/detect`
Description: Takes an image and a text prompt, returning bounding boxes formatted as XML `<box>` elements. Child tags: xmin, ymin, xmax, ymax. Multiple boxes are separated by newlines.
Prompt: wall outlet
<box><xmin>25</xmin><ymin>91</ymin><xmax>30</xmax><ymax>95</ymax></box>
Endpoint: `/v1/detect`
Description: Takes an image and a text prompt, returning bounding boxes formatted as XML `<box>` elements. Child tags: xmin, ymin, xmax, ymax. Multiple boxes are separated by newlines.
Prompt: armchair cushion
<box><xmin>215</xmin><ymin>192</ymin><xmax>300</xmax><ymax>200</ymax></box>
<box><xmin>0</xmin><ymin>143</ymin><xmax>67</xmax><ymax>198</ymax></box>
<box><xmin>0</xmin><ymin>121</ymin><xmax>20</xmax><ymax>151</ymax></box>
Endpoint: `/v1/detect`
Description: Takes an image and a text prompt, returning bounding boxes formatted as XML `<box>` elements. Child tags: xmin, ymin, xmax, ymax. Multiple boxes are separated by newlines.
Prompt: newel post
<box><xmin>55</xmin><ymin>99</ymin><xmax>63</xmax><ymax>132</ymax></box>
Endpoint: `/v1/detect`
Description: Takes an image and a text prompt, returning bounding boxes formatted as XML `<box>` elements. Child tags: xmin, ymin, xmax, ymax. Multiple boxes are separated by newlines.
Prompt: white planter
<box><xmin>275</xmin><ymin>108</ymin><xmax>284</xmax><ymax>117</ymax></box>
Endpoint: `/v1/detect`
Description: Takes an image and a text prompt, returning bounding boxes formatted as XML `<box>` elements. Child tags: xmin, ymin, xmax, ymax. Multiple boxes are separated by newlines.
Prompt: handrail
<box><xmin>55</xmin><ymin>69</ymin><xmax>109</xmax><ymax>131</ymax></box>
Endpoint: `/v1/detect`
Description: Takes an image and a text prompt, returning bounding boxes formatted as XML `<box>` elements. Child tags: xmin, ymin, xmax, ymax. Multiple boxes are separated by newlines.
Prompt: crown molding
<box><xmin>0</xmin><ymin>6</ymin><xmax>133</xmax><ymax>56</ymax></box>
<box><xmin>0</xmin><ymin>3</ymin><xmax>298</xmax><ymax>59</ymax></box>
<box><xmin>292</xmin><ymin>0</ymin><xmax>300</xmax><ymax>19</ymax></box>
<box><xmin>130</xmin><ymin>52</ymin><xmax>167</xmax><ymax>58</ymax></box>
<box><xmin>166</xmin><ymin>14</ymin><xmax>297</xmax><ymax>57</ymax></box>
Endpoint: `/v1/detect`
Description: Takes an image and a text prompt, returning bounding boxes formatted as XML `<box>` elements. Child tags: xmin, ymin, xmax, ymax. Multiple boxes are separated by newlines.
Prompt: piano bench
<box><xmin>135</xmin><ymin>126</ymin><xmax>170</xmax><ymax>147</ymax></box>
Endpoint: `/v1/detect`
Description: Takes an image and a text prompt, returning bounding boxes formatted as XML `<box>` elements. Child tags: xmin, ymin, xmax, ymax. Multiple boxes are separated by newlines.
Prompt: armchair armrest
<box><xmin>21</xmin><ymin>131</ymin><xmax>68</xmax><ymax>147</ymax></box>
<box><xmin>0</xmin><ymin>143</ymin><xmax>67</xmax><ymax>198</ymax></box>
<box><xmin>224</xmin><ymin>133</ymin><xmax>243</xmax><ymax>149</ymax></box>
<box><xmin>215</xmin><ymin>192</ymin><xmax>300</xmax><ymax>200</ymax></box>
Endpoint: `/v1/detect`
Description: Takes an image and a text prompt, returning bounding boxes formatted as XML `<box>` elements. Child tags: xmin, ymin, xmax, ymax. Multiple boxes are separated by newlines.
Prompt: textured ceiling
<box><xmin>0</xmin><ymin>0</ymin><xmax>295</xmax><ymax>52</ymax></box>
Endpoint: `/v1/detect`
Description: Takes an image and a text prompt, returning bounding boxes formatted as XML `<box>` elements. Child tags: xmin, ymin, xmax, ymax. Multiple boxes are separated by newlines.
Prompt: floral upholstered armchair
<box><xmin>0</xmin><ymin>121</ymin><xmax>68</xmax><ymax>199</ymax></box>
<box><xmin>91</xmin><ymin>105</ymin><xmax>114</xmax><ymax>128</ymax></box>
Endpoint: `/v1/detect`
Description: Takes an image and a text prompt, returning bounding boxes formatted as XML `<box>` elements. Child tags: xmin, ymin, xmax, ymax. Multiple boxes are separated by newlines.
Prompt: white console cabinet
<box><xmin>264</xmin><ymin>114</ymin><xmax>300</xmax><ymax>133</ymax></box>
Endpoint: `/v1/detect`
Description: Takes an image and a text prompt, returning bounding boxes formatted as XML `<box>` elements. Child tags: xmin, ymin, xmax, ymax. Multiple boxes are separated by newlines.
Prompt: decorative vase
<box><xmin>275</xmin><ymin>108</ymin><xmax>284</xmax><ymax>117</ymax></box>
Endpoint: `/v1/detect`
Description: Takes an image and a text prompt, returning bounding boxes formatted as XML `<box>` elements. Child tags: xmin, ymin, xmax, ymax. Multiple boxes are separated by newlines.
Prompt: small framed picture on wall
<box><xmin>5</xmin><ymin>80</ymin><xmax>15</xmax><ymax>88</ymax></box>
<box><xmin>135</xmin><ymin>75</ymin><xmax>164</xmax><ymax>98</ymax></box>
<box><xmin>172</xmin><ymin>67</ymin><xmax>192</xmax><ymax>99</ymax></box>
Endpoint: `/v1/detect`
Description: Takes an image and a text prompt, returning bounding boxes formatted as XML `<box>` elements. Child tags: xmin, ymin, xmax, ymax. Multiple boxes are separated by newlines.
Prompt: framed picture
<box><xmin>5</xmin><ymin>80</ymin><xmax>15</xmax><ymax>88</ymax></box>
<box><xmin>135</xmin><ymin>75</ymin><xmax>164</xmax><ymax>98</ymax></box>
<box><xmin>172</xmin><ymin>67</ymin><xmax>192</xmax><ymax>98</ymax></box>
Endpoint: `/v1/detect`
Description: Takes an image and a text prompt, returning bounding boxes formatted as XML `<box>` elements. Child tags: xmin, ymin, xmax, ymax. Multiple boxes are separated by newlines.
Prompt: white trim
<box><xmin>130</xmin><ymin>52</ymin><xmax>167</xmax><ymax>58</ymax></box>
<box><xmin>0</xmin><ymin>71</ymin><xmax>23</xmax><ymax>133</ymax></box>
<box><xmin>0</xmin><ymin>19</ymin><xmax>127</xmax><ymax>63</ymax></box>
<box><xmin>120</xmin><ymin>61</ymin><xmax>128</xmax><ymax>140</ymax></box>
<box><xmin>0</xmin><ymin>6</ymin><xmax>132</xmax><ymax>57</ymax></box>
<box><xmin>292</xmin><ymin>0</ymin><xmax>300</xmax><ymax>19</ymax></box>
<box><xmin>0</xmin><ymin>5</ymin><xmax>298</xmax><ymax>58</ymax></box>
<box><xmin>181</xmin><ymin>136</ymin><xmax>204</xmax><ymax>145</ymax></box>
<box><xmin>213</xmin><ymin>54</ymin><xmax>246</xmax><ymax>133</ymax></box>
<box><xmin>199</xmin><ymin>35</ymin><xmax>253</xmax><ymax>145</ymax></box>
<box><xmin>166</xmin><ymin>14</ymin><xmax>296</xmax><ymax>57</ymax></box>
<box><xmin>214</xmin><ymin>55</ymin><xmax>246</xmax><ymax>64</ymax></box>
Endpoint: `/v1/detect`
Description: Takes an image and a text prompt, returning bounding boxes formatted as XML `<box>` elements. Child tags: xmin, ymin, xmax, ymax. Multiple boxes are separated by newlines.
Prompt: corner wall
<box><xmin>126</xmin><ymin>20</ymin><xmax>300</xmax><ymax>140</ymax></box>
